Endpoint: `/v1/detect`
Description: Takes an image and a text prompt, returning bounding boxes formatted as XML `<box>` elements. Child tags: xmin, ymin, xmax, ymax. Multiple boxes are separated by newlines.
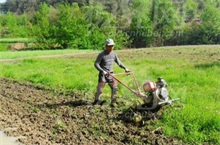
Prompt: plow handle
<box><xmin>108</xmin><ymin>72</ymin><xmax>146</xmax><ymax>99</ymax></box>
<box><xmin>108</xmin><ymin>72</ymin><xmax>136</xmax><ymax>94</ymax></box>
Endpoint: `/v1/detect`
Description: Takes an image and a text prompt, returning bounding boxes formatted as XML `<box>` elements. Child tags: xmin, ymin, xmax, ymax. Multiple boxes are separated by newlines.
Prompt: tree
<box><xmin>199</xmin><ymin>3</ymin><xmax>220</xmax><ymax>44</ymax></box>
<box><xmin>53</xmin><ymin>3</ymin><xmax>88</xmax><ymax>49</ymax></box>
<box><xmin>83</xmin><ymin>1</ymin><xmax>130</xmax><ymax>49</ymax></box>
<box><xmin>1</xmin><ymin>0</ymin><xmax>89</xmax><ymax>14</ymax></box>
<box><xmin>29</xmin><ymin>3</ymin><xmax>54</xmax><ymax>49</ymax></box>
<box><xmin>129</xmin><ymin>0</ymin><xmax>153</xmax><ymax>48</ymax></box>
<box><xmin>150</xmin><ymin>0</ymin><xmax>177</xmax><ymax>46</ymax></box>
<box><xmin>183</xmin><ymin>0</ymin><xmax>198</xmax><ymax>22</ymax></box>
<box><xmin>0</xmin><ymin>12</ymin><xmax>29</xmax><ymax>38</ymax></box>
<box><xmin>28</xmin><ymin>2</ymin><xmax>129</xmax><ymax>50</ymax></box>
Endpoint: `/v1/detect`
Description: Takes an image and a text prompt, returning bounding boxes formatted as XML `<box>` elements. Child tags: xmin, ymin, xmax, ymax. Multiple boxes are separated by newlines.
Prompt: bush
<box><xmin>28</xmin><ymin>2</ymin><xmax>129</xmax><ymax>50</ymax></box>
<box><xmin>0</xmin><ymin>12</ymin><xmax>29</xmax><ymax>38</ymax></box>
<box><xmin>29</xmin><ymin>3</ymin><xmax>54</xmax><ymax>49</ymax></box>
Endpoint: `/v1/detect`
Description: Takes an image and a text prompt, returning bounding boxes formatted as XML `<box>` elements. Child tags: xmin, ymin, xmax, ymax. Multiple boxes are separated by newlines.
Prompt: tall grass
<box><xmin>0</xmin><ymin>46</ymin><xmax>219</xmax><ymax>144</ymax></box>
<box><xmin>0</xmin><ymin>49</ymin><xmax>98</xmax><ymax>59</ymax></box>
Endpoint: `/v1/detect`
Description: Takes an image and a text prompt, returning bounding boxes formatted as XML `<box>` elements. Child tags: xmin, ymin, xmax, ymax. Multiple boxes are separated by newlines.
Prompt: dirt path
<box><xmin>1</xmin><ymin>44</ymin><xmax>219</xmax><ymax>62</ymax></box>
<box><xmin>0</xmin><ymin>78</ymin><xmax>182</xmax><ymax>145</ymax></box>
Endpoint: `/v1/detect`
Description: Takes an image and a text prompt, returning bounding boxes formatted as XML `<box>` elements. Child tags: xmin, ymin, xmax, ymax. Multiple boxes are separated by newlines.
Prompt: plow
<box><xmin>109</xmin><ymin>72</ymin><xmax>179</xmax><ymax>111</ymax></box>
<box><xmin>108</xmin><ymin>72</ymin><xmax>180</xmax><ymax>123</ymax></box>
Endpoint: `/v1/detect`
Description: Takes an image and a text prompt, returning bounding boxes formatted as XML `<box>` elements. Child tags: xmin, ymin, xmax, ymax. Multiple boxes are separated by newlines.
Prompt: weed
<box><xmin>31</xmin><ymin>106</ymin><xmax>41</xmax><ymax>113</ymax></box>
<box><xmin>52</xmin><ymin>120</ymin><xmax>67</xmax><ymax>134</ymax></box>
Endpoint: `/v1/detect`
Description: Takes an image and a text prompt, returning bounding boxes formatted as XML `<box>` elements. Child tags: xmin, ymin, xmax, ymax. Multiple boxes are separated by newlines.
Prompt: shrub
<box><xmin>28</xmin><ymin>2</ymin><xmax>129</xmax><ymax>50</ymax></box>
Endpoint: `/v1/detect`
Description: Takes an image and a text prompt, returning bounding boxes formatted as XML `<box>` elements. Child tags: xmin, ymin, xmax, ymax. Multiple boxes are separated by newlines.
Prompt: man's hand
<box><xmin>125</xmin><ymin>68</ymin><xmax>130</xmax><ymax>73</ymax></box>
<box><xmin>103</xmin><ymin>70</ymin><xmax>108</xmax><ymax>75</ymax></box>
<box><xmin>103</xmin><ymin>70</ymin><xmax>110</xmax><ymax>77</ymax></box>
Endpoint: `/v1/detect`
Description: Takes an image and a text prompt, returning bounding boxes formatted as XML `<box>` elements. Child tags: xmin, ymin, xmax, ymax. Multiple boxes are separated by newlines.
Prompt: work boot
<box><xmin>110</xmin><ymin>99</ymin><xmax>118</xmax><ymax>107</ymax></box>
<box><xmin>93</xmin><ymin>100</ymin><xmax>106</xmax><ymax>106</ymax></box>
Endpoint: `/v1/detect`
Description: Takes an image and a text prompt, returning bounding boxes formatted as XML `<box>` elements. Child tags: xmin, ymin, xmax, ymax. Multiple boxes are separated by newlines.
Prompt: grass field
<box><xmin>0</xmin><ymin>45</ymin><xmax>220</xmax><ymax>144</ymax></box>
<box><xmin>0</xmin><ymin>49</ymin><xmax>98</xmax><ymax>59</ymax></box>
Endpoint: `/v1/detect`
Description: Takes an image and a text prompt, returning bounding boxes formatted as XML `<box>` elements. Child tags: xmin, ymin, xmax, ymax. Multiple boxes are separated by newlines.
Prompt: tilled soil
<box><xmin>0</xmin><ymin>78</ymin><xmax>182</xmax><ymax>145</ymax></box>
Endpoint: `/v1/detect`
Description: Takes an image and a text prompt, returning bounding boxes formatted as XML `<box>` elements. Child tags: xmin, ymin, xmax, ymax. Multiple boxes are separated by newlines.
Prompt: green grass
<box><xmin>0</xmin><ymin>38</ymin><xmax>31</xmax><ymax>43</ymax></box>
<box><xmin>0</xmin><ymin>43</ymin><xmax>9</xmax><ymax>51</ymax></box>
<box><xmin>0</xmin><ymin>49</ymin><xmax>98</xmax><ymax>59</ymax></box>
<box><xmin>0</xmin><ymin>45</ymin><xmax>220</xmax><ymax>144</ymax></box>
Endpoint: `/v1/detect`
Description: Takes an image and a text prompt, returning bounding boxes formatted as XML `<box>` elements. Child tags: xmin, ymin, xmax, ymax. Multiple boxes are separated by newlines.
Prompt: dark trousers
<box><xmin>95</xmin><ymin>76</ymin><xmax>118</xmax><ymax>102</ymax></box>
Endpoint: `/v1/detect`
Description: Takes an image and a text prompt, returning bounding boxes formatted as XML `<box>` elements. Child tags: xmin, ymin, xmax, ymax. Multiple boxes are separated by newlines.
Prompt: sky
<box><xmin>0</xmin><ymin>0</ymin><xmax>6</xmax><ymax>3</ymax></box>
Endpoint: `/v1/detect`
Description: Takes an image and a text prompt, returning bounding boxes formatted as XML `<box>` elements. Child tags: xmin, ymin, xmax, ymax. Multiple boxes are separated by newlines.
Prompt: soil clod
<box><xmin>0</xmin><ymin>78</ymin><xmax>181</xmax><ymax>145</ymax></box>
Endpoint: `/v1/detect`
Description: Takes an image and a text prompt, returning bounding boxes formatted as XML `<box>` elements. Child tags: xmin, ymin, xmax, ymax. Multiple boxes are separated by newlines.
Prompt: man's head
<box><xmin>105</xmin><ymin>38</ymin><xmax>115</xmax><ymax>53</ymax></box>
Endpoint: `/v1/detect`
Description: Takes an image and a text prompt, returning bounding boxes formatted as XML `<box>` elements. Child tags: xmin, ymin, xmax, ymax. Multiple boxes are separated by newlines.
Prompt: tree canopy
<box><xmin>0</xmin><ymin>0</ymin><xmax>219</xmax><ymax>49</ymax></box>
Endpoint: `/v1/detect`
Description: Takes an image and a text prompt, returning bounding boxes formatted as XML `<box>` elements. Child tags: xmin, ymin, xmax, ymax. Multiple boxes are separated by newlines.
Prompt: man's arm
<box><xmin>94</xmin><ymin>53</ymin><xmax>105</xmax><ymax>72</ymax></box>
<box><xmin>114</xmin><ymin>53</ymin><xmax>129</xmax><ymax>72</ymax></box>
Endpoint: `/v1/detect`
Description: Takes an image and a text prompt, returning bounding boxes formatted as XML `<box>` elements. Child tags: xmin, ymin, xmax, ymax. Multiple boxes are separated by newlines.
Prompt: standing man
<box><xmin>93</xmin><ymin>38</ymin><xmax>129</xmax><ymax>106</ymax></box>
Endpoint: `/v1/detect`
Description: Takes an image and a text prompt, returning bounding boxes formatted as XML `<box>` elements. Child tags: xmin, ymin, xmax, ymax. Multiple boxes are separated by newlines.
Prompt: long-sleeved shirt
<box><xmin>94</xmin><ymin>50</ymin><xmax>126</xmax><ymax>73</ymax></box>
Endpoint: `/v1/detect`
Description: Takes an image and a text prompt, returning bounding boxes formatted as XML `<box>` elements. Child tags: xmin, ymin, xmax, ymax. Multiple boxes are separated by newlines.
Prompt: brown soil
<box><xmin>0</xmin><ymin>78</ymin><xmax>182</xmax><ymax>145</ymax></box>
<box><xmin>8</xmin><ymin>43</ymin><xmax>26</xmax><ymax>51</ymax></box>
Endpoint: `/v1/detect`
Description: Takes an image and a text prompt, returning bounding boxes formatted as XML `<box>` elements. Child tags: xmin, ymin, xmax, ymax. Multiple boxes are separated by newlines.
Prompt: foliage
<box><xmin>129</xmin><ymin>0</ymin><xmax>153</xmax><ymax>48</ymax></box>
<box><xmin>0</xmin><ymin>0</ymin><xmax>89</xmax><ymax>14</ymax></box>
<box><xmin>1</xmin><ymin>1</ymin><xmax>220</xmax><ymax>49</ymax></box>
<box><xmin>0</xmin><ymin>12</ymin><xmax>28</xmax><ymax>38</ymax></box>
<box><xmin>29</xmin><ymin>3</ymin><xmax>54</xmax><ymax>49</ymax></box>
<box><xmin>92</xmin><ymin>0</ymin><xmax>133</xmax><ymax>31</ymax></box>
<box><xmin>129</xmin><ymin>0</ymin><xmax>178</xmax><ymax>47</ymax></box>
<box><xmin>183</xmin><ymin>0</ymin><xmax>198</xmax><ymax>22</ymax></box>
<box><xmin>150</xmin><ymin>0</ymin><xmax>177</xmax><ymax>46</ymax></box>
<box><xmin>53</xmin><ymin>3</ymin><xmax>88</xmax><ymax>49</ymax></box>
<box><xmin>168</xmin><ymin>1</ymin><xmax>220</xmax><ymax>45</ymax></box>
<box><xmin>28</xmin><ymin>2</ymin><xmax>129</xmax><ymax>50</ymax></box>
<box><xmin>82</xmin><ymin>2</ymin><xmax>129</xmax><ymax>50</ymax></box>
<box><xmin>199</xmin><ymin>3</ymin><xmax>220</xmax><ymax>44</ymax></box>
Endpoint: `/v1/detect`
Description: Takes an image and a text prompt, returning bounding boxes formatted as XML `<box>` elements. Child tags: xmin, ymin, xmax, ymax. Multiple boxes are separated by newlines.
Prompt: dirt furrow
<box><xmin>0</xmin><ymin>78</ymin><xmax>181</xmax><ymax>145</ymax></box>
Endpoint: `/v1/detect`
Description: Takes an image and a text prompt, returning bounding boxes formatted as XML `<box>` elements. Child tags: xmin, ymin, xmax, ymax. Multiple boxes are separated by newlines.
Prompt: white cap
<box><xmin>106</xmin><ymin>38</ymin><xmax>115</xmax><ymax>46</ymax></box>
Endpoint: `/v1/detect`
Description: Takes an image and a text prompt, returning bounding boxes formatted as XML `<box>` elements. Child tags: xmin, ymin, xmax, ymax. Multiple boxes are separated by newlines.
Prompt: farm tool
<box><xmin>108</xmin><ymin>72</ymin><xmax>179</xmax><ymax>112</ymax></box>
